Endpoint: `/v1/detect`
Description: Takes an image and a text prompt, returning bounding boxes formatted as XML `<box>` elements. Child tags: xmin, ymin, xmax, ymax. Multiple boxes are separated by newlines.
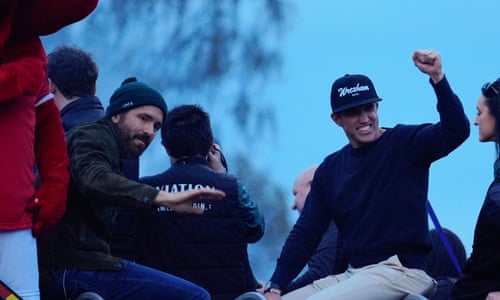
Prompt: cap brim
<box><xmin>332</xmin><ymin>97</ymin><xmax>382</xmax><ymax>113</ymax></box>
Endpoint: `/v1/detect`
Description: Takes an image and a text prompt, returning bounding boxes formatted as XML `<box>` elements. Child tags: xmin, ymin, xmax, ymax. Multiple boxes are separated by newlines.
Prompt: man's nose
<box><xmin>359</xmin><ymin>111</ymin><xmax>370</xmax><ymax>122</ymax></box>
<box><xmin>143</xmin><ymin>123</ymin><xmax>156</xmax><ymax>136</ymax></box>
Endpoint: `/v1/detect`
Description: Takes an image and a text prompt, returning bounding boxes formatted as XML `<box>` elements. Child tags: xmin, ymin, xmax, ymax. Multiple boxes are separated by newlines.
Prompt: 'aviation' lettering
<box><xmin>157</xmin><ymin>183</ymin><xmax>215</xmax><ymax>193</ymax></box>
<box><xmin>154</xmin><ymin>183</ymin><xmax>216</xmax><ymax>213</ymax></box>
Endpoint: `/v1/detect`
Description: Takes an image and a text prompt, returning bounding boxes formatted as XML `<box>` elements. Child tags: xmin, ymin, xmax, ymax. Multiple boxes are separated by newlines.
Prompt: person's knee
<box><xmin>197</xmin><ymin>288</ymin><xmax>211</xmax><ymax>300</ymax></box>
<box><xmin>75</xmin><ymin>292</ymin><xmax>105</xmax><ymax>300</ymax></box>
<box><xmin>234</xmin><ymin>291</ymin><xmax>266</xmax><ymax>300</ymax></box>
<box><xmin>403</xmin><ymin>295</ymin><xmax>428</xmax><ymax>300</ymax></box>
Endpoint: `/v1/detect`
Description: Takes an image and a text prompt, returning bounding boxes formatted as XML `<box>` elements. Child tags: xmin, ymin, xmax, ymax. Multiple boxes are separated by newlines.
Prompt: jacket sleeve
<box><xmin>27</xmin><ymin>97</ymin><xmax>70</xmax><ymax>237</ymax></box>
<box><xmin>237</xmin><ymin>180</ymin><xmax>265</xmax><ymax>243</ymax></box>
<box><xmin>270</xmin><ymin>163</ymin><xmax>333</xmax><ymax>290</ymax></box>
<box><xmin>0</xmin><ymin>57</ymin><xmax>46</xmax><ymax>102</ymax></box>
<box><xmin>0</xmin><ymin>37</ymin><xmax>47</xmax><ymax>102</ymax></box>
<box><xmin>66</xmin><ymin>123</ymin><xmax>159</xmax><ymax>209</ymax></box>
<box><xmin>284</xmin><ymin>222</ymin><xmax>339</xmax><ymax>293</ymax></box>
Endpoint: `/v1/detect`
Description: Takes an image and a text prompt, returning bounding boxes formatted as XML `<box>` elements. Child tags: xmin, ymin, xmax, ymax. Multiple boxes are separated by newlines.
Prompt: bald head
<box><xmin>292</xmin><ymin>165</ymin><xmax>319</xmax><ymax>214</ymax></box>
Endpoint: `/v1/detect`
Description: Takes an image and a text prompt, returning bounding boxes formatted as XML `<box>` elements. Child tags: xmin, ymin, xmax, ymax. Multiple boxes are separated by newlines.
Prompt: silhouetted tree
<box><xmin>42</xmin><ymin>0</ymin><xmax>294</xmax><ymax>280</ymax></box>
<box><xmin>43</xmin><ymin>0</ymin><xmax>290</xmax><ymax>144</ymax></box>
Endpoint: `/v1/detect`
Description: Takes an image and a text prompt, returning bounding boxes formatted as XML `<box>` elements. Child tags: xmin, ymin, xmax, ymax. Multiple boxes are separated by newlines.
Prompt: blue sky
<box><xmin>43</xmin><ymin>1</ymin><xmax>500</xmax><ymax>264</ymax></box>
<box><xmin>255</xmin><ymin>1</ymin><xmax>500</xmax><ymax>255</ymax></box>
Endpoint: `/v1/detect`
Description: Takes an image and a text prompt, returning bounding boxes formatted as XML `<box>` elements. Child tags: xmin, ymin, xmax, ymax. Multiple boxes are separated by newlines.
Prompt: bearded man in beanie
<box><xmin>37</xmin><ymin>78</ymin><xmax>225</xmax><ymax>300</ymax></box>
<box><xmin>262</xmin><ymin>50</ymin><xmax>470</xmax><ymax>300</ymax></box>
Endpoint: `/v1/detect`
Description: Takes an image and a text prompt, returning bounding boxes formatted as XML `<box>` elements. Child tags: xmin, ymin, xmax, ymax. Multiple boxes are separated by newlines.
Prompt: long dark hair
<box><xmin>481</xmin><ymin>79</ymin><xmax>500</xmax><ymax>156</ymax></box>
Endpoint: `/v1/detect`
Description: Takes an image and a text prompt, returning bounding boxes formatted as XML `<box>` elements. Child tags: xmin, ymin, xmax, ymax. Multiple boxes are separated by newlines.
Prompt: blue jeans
<box><xmin>39</xmin><ymin>261</ymin><xmax>210</xmax><ymax>300</ymax></box>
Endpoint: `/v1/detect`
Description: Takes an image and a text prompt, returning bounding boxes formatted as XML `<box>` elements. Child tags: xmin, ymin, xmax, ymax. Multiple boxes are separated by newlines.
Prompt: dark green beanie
<box><xmin>105</xmin><ymin>77</ymin><xmax>167</xmax><ymax>121</ymax></box>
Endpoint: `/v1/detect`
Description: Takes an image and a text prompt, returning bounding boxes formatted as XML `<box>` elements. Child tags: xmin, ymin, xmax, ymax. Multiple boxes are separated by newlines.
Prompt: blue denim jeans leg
<box><xmin>39</xmin><ymin>260</ymin><xmax>210</xmax><ymax>300</ymax></box>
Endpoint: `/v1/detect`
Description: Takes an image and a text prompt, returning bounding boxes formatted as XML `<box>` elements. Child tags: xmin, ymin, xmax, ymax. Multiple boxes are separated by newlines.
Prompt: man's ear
<box><xmin>165</xmin><ymin>146</ymin><xmax>178</xmax><ymax>162</ymax></box>
<box><xmin>111</xmin><ymin>114</ymin><xmax>120</xmax><ymax>124</ymax></box>
<box><xmin>48</xmin><ymin>79</ymin><xmax>57</xmax><ymax>94</ymax></box>
<box><xmin>163</xmin><ymin>141</ymin><xmax>170</xmax><ymax>154</ymax></box>
<box><xmin>331</xmin><ymin>112</ymin><xmax>343</xmax><ymax>127</ymax></box>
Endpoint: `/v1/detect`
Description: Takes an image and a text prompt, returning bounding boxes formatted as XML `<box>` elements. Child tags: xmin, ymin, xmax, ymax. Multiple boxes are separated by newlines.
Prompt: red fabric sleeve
<box><xmin>26</xmin><ymin>96</ymin><xmax>70</xmax><ymax>237</ymax></box>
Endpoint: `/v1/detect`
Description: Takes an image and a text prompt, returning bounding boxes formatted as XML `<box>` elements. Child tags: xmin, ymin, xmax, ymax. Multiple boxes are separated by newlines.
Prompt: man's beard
<box><xmin>116</xmin><ymin>120</ymin><xmax>151</xmax><ymax>157</ymax></box>
<box><xmin>123</xmin><ymin>133</ymin><xmax>150</xmax><ymax>157</ymax></box>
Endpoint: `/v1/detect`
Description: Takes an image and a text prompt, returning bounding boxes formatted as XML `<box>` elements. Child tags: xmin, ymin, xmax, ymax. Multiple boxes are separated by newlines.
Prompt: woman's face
<box><xmin>475</xmin><ymin>95</ymin><xmax>496</xmax><ymax>142</ymax></box>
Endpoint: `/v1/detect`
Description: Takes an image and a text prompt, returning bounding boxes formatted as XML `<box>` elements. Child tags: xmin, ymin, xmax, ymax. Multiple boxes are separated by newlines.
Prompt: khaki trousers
<box><xmin>283</xmin><ymin>255</ymin><xmax>436</xmax><ymax>300</ymax></box>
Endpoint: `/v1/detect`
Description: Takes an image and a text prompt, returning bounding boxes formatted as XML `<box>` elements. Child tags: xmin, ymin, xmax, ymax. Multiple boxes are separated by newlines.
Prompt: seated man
<box><xmin>284</xmin><ymin>165</ymin><xmax>339</xmax><ymax>294</ymax></box>
<box><xmin>37</xmin><ymin>78</ymin><xmax>224</xmax><ymax>300</ymax></box>
<box><xmin>135</xmin><ymin>104</ymin><xmax>265</xmax><ymax>300</ymax></box>
<box><xmin>262</xmin><ymin>50</ymin><xmax>469</xmax><ymax>299</ymax></box>
<box><xmin>47</xmin><ymin>45</ymin><xmax>140</xmax><ymax>260</ymax></box>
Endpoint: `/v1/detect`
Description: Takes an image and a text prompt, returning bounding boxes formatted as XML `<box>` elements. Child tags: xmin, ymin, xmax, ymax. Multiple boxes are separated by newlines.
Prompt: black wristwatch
<box><xmin>263</xmin><ymin>281</ymin><xmax>282</xmax><ymax>295</ymax></box>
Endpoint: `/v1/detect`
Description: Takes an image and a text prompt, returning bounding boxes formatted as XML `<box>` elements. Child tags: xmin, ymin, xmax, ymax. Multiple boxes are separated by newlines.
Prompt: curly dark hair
<box><xmin>47</xmin><ymin>45</ymin><xmax>98</xmax><ymax>98</ymax></box>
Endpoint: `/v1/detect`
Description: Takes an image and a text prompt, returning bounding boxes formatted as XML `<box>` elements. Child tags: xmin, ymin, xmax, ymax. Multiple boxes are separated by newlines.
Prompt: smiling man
<box><xmin>263</xmin><ymin>50</ymin><xmax>470</xmax><ymax>300</ymax></box>
<box><xmin>37</xmin><ymin>78</ymin><xmax>225</xmax><ymax>300</ymax></box>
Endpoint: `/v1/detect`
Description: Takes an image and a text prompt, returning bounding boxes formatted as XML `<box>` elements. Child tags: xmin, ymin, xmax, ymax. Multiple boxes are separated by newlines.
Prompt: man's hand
<box><xmin>412</xmin><ymin>49</ymin><xmax>444</xmax><ymax>84</ymax></box>
<box><xmin>486</xmin><ymin>292</ymin><xmax>500</xmax><ymax>300</ymax></box>
<box><xmin>207</xmin><ymin>143</ymin><xmax>228</xmax><ymax>173</ymax></box>
<box><xmin>255</xmin><ymin>286</ymin><xmax>281</xmax><ymax>300</ymax></box>
<box><xmin>155</xmin><ymin>188</ymin><xmax>225</xmax><ymax>214</ymax></box>
<box><xmin>264</xmin><ymin>292</ymin><xmax>282</xmax><ymax>300</ymax></box>
<box><xmin>27</xmin><ymin>183</ymin><xmax>67</xmax><ymax>237</ymax></box>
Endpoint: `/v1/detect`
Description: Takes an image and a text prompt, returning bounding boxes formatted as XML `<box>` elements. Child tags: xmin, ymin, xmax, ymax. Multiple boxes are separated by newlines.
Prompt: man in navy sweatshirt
<box><xmin>262</xmin><ymin>49</ymin><xmax>470</xmax><ymax>300</ymax></box>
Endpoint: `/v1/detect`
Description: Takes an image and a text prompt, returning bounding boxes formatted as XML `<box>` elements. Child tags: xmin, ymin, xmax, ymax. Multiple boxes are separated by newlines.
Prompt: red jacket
<box><xmin>0</xmin><ymin>37</ymin><xmax>69</xmax><ymax>234</ymax></box>
<box><xmin>0</xmin><ymin>92</ymin><xmax>37</xmax><ymax>230</ymax></box>
<box><xmin>0</xmin><ymin>39</ymin><xmax>43</xmax><ymax>230</ymax></box>
<box><xmin>0</xmin><ymin>0</ymin><xmax>97</xmax><ymax>233</ymax></box>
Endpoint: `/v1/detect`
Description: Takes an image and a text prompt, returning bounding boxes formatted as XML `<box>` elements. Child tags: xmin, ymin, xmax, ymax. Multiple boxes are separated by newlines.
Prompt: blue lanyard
<box><xmin>427</xmin><ymin>200</ymin><xmax>463</xmax><ymax>275</ymax></box>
